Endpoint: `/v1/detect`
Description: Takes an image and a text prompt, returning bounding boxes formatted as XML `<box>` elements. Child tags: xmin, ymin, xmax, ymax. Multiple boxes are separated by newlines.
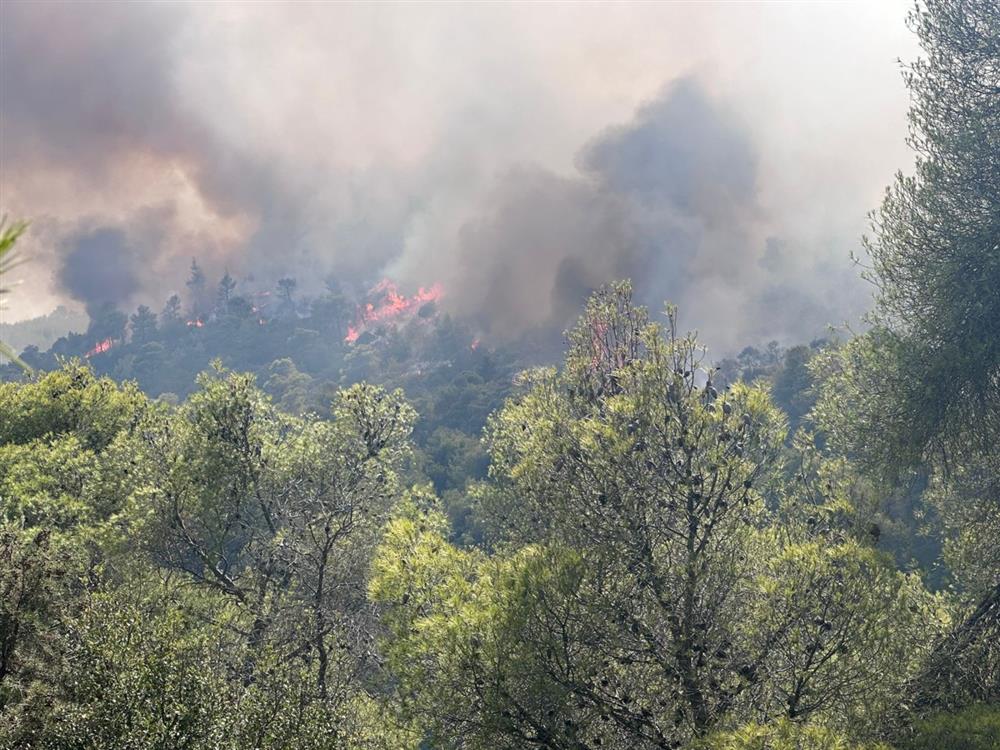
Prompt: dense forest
<box><xmin>1</xmin><ymin>1</ymin><xmax>998</xmax><ymax>748</ymax></box>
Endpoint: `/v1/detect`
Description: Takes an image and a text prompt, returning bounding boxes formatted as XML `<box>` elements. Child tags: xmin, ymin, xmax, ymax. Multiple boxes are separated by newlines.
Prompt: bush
<box><xmin>901</xmin><ymin>705</ymin><xmax>1000</xmax><ymax>750</ymax></box>
<box><xmin>697</xmin><ymin>720</ymin><xmax>890</xmax><ymax>750</ymax></box>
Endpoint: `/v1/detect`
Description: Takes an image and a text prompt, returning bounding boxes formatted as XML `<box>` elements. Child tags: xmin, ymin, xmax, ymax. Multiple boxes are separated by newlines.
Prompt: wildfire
<box><xmin>344</xmin><ymin>280</ymin><xmax>443</xmax><ymax>342</ymax></box>
<box><xmin>85</xmin><ymin>338</ymin><xmax>114</xmax><ymax>358</ymax></box>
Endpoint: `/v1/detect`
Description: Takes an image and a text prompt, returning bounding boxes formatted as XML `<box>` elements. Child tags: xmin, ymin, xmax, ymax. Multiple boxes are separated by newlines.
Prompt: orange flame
<box><xmin>344</xmin><ymin>280</ymin><xmax>443</xmax><ymax>342</ymax></box>
<box><xmin>85</xmin><ymin>338</ymin><xmax>114</xmax><ymax>358</ymax></box>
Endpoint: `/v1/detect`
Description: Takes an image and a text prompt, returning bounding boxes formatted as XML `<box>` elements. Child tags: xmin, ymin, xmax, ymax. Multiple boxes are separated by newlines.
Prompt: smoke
<box><xmin>0</xmin><ymin>0</ymin><xmax>398</xmax><ymax>307</ymax></box>
<box><xmin>0</xmin><ymin>2</ymin><xmax>189</xmax><ymax>175</ymax></box>
<box><xmin>1</xmin><ymin>0</ymin><xmax>917</xmax><ymax>351</ymax></box>
<box><xmin>1</xmin><ymin>1</ymin><xmax>236</xmax><ymax>308</ymax></box>
<box><xmin>442</xmin><ymin>78</ymin><xmax>763</xmax><ymax>339</ymax></box>
<box><xmin>57</xmin><ymin>228</ymin><xmax>140</xmax><ymax>316</ymax></box>
<box><xmin>52</xmin><ymin>204</ymin><xmax>186</xmax><ymax>314</ymax></box>
<box><xmin>581</xmin><ymin>78</ymin><xmax>758</xmax><ymax>217</ymax></box>
<box><xmin>446</xmin><ymin>166</ymin><xmax>633</xmax><ymax>335</ymax></box>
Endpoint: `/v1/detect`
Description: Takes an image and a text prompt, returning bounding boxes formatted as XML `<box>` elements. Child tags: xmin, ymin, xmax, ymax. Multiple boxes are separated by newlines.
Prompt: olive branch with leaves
<box><xmin>0</xmin><ymin>218</ymin><xmax>30</xmax><ymax>369</ymax></box>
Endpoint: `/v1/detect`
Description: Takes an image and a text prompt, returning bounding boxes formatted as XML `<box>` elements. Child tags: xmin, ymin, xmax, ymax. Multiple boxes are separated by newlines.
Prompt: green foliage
<box><xmin>0</xmin><ymin>366</ymin><xmax>147</xmax><ymax>555</ymax></box>
<box><xmin>805</xmin><ymin>3</ymin><xmax>1000</xmax><ymax>715</ymax></box>
<box><xmin>782</xmin><ymin>432</ymin><xmax>944</xmax><ymax>588</ymax></box>
<box><xmin>7</xmin><ymin>14</ymin><xmax>1000</xmax><ymax>723</ymax></box>
<box><xmin>0</xmin><ymin>362</ymin><xmax>422</xmax><ymax>748</ymax></box>
<box><xmin>901</xmin><ymin>705</ymin><xmax>1000</xmax><ymax>750</ymax></box>
<box><xmin>129</xmin><ymin>305</ymin><xmax>158</xmax><ymax>346</ymax></box>
<box><xmin>0</xmin><ymin>262</ymin><xmax>987</xmax><ymax>748</ymax></box>
<box><xmin>421</xmin><ymin>426</ymin><xmax>489</xmax><ymax>492</ymax></box>
<box><xmin>130</xmin><ymin>368</ymin><xmax>417</xmax><ymax>738</ymax></box>
<box><xmin>697</xmin><ymin>719</ymin><xmax>890</xmax><ymax>750</ymax></box>
<box><xmin>370</xmin><ymin>283</ymin><xmax>940</xmax><ymax>749</ymax></box>
<box><xmin>0</xmin><ymin>365</ymin><xmax>150</xmax><ymax>729</ymax></box>
<box><xmin>264</xmin><ymin>357</ymin><xmax>316</xmax><ymax>414</ymax></box>
<box><xmin>749</xmin><ymin>539</ymin><xmax>943</xmax><ymax>731</ymax></box>
<box><xmin>924</xmin><ymin>445</ymin><xmax>1000</xmax><ymax>600</ymax></box>
<box><xmin>0</xmin><ymin>363</ymin><xmax>146</xmax><ymax>450</ymax></box>
<box><xmin>0</xmin><ymin>219</ymin><xmax>30</xmax><ymax>369</ymax></box>
<box><xmin>0</xmin><ymin>522</ymin><xmax>75</xmax><ymax>712</ymax></box>
<box><xmin>833</xmin><ymin>0</ymin><xmax>1000</xmax><ymax>467</ymax></box>
<box><xmin>770</xmin><ymin>345</ymin><xmax>818</xmax><ymax>432</ymax></box>
<box><xmin>372</xmin><ymin>495</ymin><xmax>603</xmax><ymax>750</ymax></box>
<box><xmin>2</xmin><ymin>574</ymin><xmax>416</xmax><ymax>750</ymax></box>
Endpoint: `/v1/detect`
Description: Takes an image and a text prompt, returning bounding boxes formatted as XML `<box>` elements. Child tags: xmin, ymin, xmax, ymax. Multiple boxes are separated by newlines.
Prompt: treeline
<box><xmin>5</xmin><ymin>263</ymin><xmax>515</xmax><ymax>438</ymax></box>
<box><xmin>2</xmin><ymin>268</ymin><xmax>527</xmax><ymax>544</ymax></box>
<box><xmin>0</xmin><ymin>307</ymin><xmax>88</xmax><ymax>363</ymax></box>
<box><xmin>0</xmin><ymin>282</ymin><xmax>996</xmax><ymax>750</ymax></box>
<box><xmin>0</xmin><ymin>259</ymin><xmax>831</xmax><ymax>551</ymax></box>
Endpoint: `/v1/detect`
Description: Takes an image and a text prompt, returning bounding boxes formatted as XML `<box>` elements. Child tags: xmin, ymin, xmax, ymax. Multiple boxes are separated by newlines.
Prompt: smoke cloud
<box><xmin>57</xmin><ymin>228</ymin><xmax>140</xmax><ymax>315</ymax></box>
<box><xmin>443</xmin><ymin>78</ymin><xmax>763</xmax><ymax>338</ymax></box>
<box><xmin>1</xmin><ymin>0</ymin><xmax>918</xmax><ymax>352</ymax></box>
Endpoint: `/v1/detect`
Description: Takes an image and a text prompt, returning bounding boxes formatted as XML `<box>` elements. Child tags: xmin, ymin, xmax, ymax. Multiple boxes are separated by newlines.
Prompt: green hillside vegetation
<box><xmin>0</xmin><ymin>307</ymin><xmax>88</xmax><ymax>364</ymax></box>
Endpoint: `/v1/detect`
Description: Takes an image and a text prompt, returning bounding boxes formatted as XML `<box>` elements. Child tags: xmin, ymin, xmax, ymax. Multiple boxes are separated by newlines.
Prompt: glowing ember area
<box><xmin>344</xmin><ymin>280</ymin><xmax>443</xmax><ymax>342</ymax></box>
<box><xmin>187</xmin><ymin>319</ymin><xmax>204</xmax><ymax>328</ymax></box>
<box><xmin>85</xmin><ymin>338</ymin><xmax>114</xmax><ymax>358</ymax></box>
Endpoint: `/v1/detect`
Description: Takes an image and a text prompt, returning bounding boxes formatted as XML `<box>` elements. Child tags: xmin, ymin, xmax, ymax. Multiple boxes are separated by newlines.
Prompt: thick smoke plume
<box><xmin>1</xmin><ymin>1</ymin><xmax>396</xmax><ymax>309</ymax></box>
<box><xmin>1</xmin><ymin>1</ymin><xmax>916</xmax><ymax>351</ymax></box>
<box><xmin>446</xmin><ymin>78</ymin><xmax>764</xmax><ymax>339</ymax></box>
<box><xmin>57</xmin><ymin>228</ymin><xmax>140</xmax><ymax>316</ymax></box>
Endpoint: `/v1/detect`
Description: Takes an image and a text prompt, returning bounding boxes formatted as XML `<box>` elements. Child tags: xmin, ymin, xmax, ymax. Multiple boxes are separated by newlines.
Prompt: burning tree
<box><xmin>344</xmin><ymin>280</ymin><xmax>443</xmax><ymax>343</ymax></box>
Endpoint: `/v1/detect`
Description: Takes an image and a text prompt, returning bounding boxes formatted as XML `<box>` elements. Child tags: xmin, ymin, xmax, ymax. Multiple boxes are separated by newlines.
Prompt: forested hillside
<box><xmin>0</xmin><ymin>1</ymin><xmax>997</xmax><ymax>749</ymax></box>
<box><xmin>0</xmin><ymin>307</ymin><xmax>88</xmax><ymax>365</ymax></box>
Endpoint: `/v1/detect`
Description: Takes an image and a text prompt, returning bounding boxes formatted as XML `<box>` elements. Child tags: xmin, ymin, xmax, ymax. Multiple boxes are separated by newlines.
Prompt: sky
<box><xmin>0</xmin><ymin>0</ymin><xmax>920</xmax><ymax>351</ymax></box>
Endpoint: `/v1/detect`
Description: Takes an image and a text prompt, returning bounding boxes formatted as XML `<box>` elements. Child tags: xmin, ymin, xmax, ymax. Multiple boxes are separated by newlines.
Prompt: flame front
<box><xmin>85</xmin><ymin>338</ymin><xmax>114</xmax><ymax>358</ymax></box>
<box><xmin>344</xmin><ymin>280</ymin><xmax>443</xmax><ymax>342</ymax></box>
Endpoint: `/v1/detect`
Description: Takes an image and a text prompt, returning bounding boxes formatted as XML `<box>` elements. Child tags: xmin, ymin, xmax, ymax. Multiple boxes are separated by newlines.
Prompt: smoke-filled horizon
<box><xmin>1</xmin><ymin>1</ymin><xmax>918</xmax><ymax>352</ymax></box>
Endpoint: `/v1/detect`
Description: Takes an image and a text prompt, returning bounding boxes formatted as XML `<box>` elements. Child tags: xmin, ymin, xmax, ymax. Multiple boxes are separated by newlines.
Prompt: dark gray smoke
<box><xmin>1</xmin><ymin>1</ymin><xmax>231</xmax><ymax>304</ymax></box>
<box><xmin>581</xmin><ymin>77</ymin><xmax>757</xmax><ymax>216</ymax></box>
<box><xmin>51</xmin><ymin>205</ymin><xmax>179</xmax><ymax>314</ymax></box>
<box><xmin>451</xmin><ymin>166</ymin><xmax>639</xmax><ymax>335</ymax></box>
<box><xmin>56</xmin><ymin>228</ymin><xmax>140</xmax><ymax>315</ymax></box>
<box><xmin>0</xmin><ymin>2</ymin><xmax>190</xmax><ymax>174</ymax></box>
<box><xmin>2</xmin><ymin>1</ymin><xmax>899</xmax><ymax>350</ymax></box>
<box><xmin>448</xmin><ymin>78</ymin><xmax>767</xmax><ymax>340</ymax></box>
<box><xmin>1</xmin><ymin>1</ymin><xmax>399</xmax><ymax>306</ymax></box>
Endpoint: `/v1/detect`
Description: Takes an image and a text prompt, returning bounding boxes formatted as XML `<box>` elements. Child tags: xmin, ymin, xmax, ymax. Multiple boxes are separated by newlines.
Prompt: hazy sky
<box><xmin>0</xmin><ymin>0</ymin><xmax>919</xmax><ymax>350</ymax></box>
